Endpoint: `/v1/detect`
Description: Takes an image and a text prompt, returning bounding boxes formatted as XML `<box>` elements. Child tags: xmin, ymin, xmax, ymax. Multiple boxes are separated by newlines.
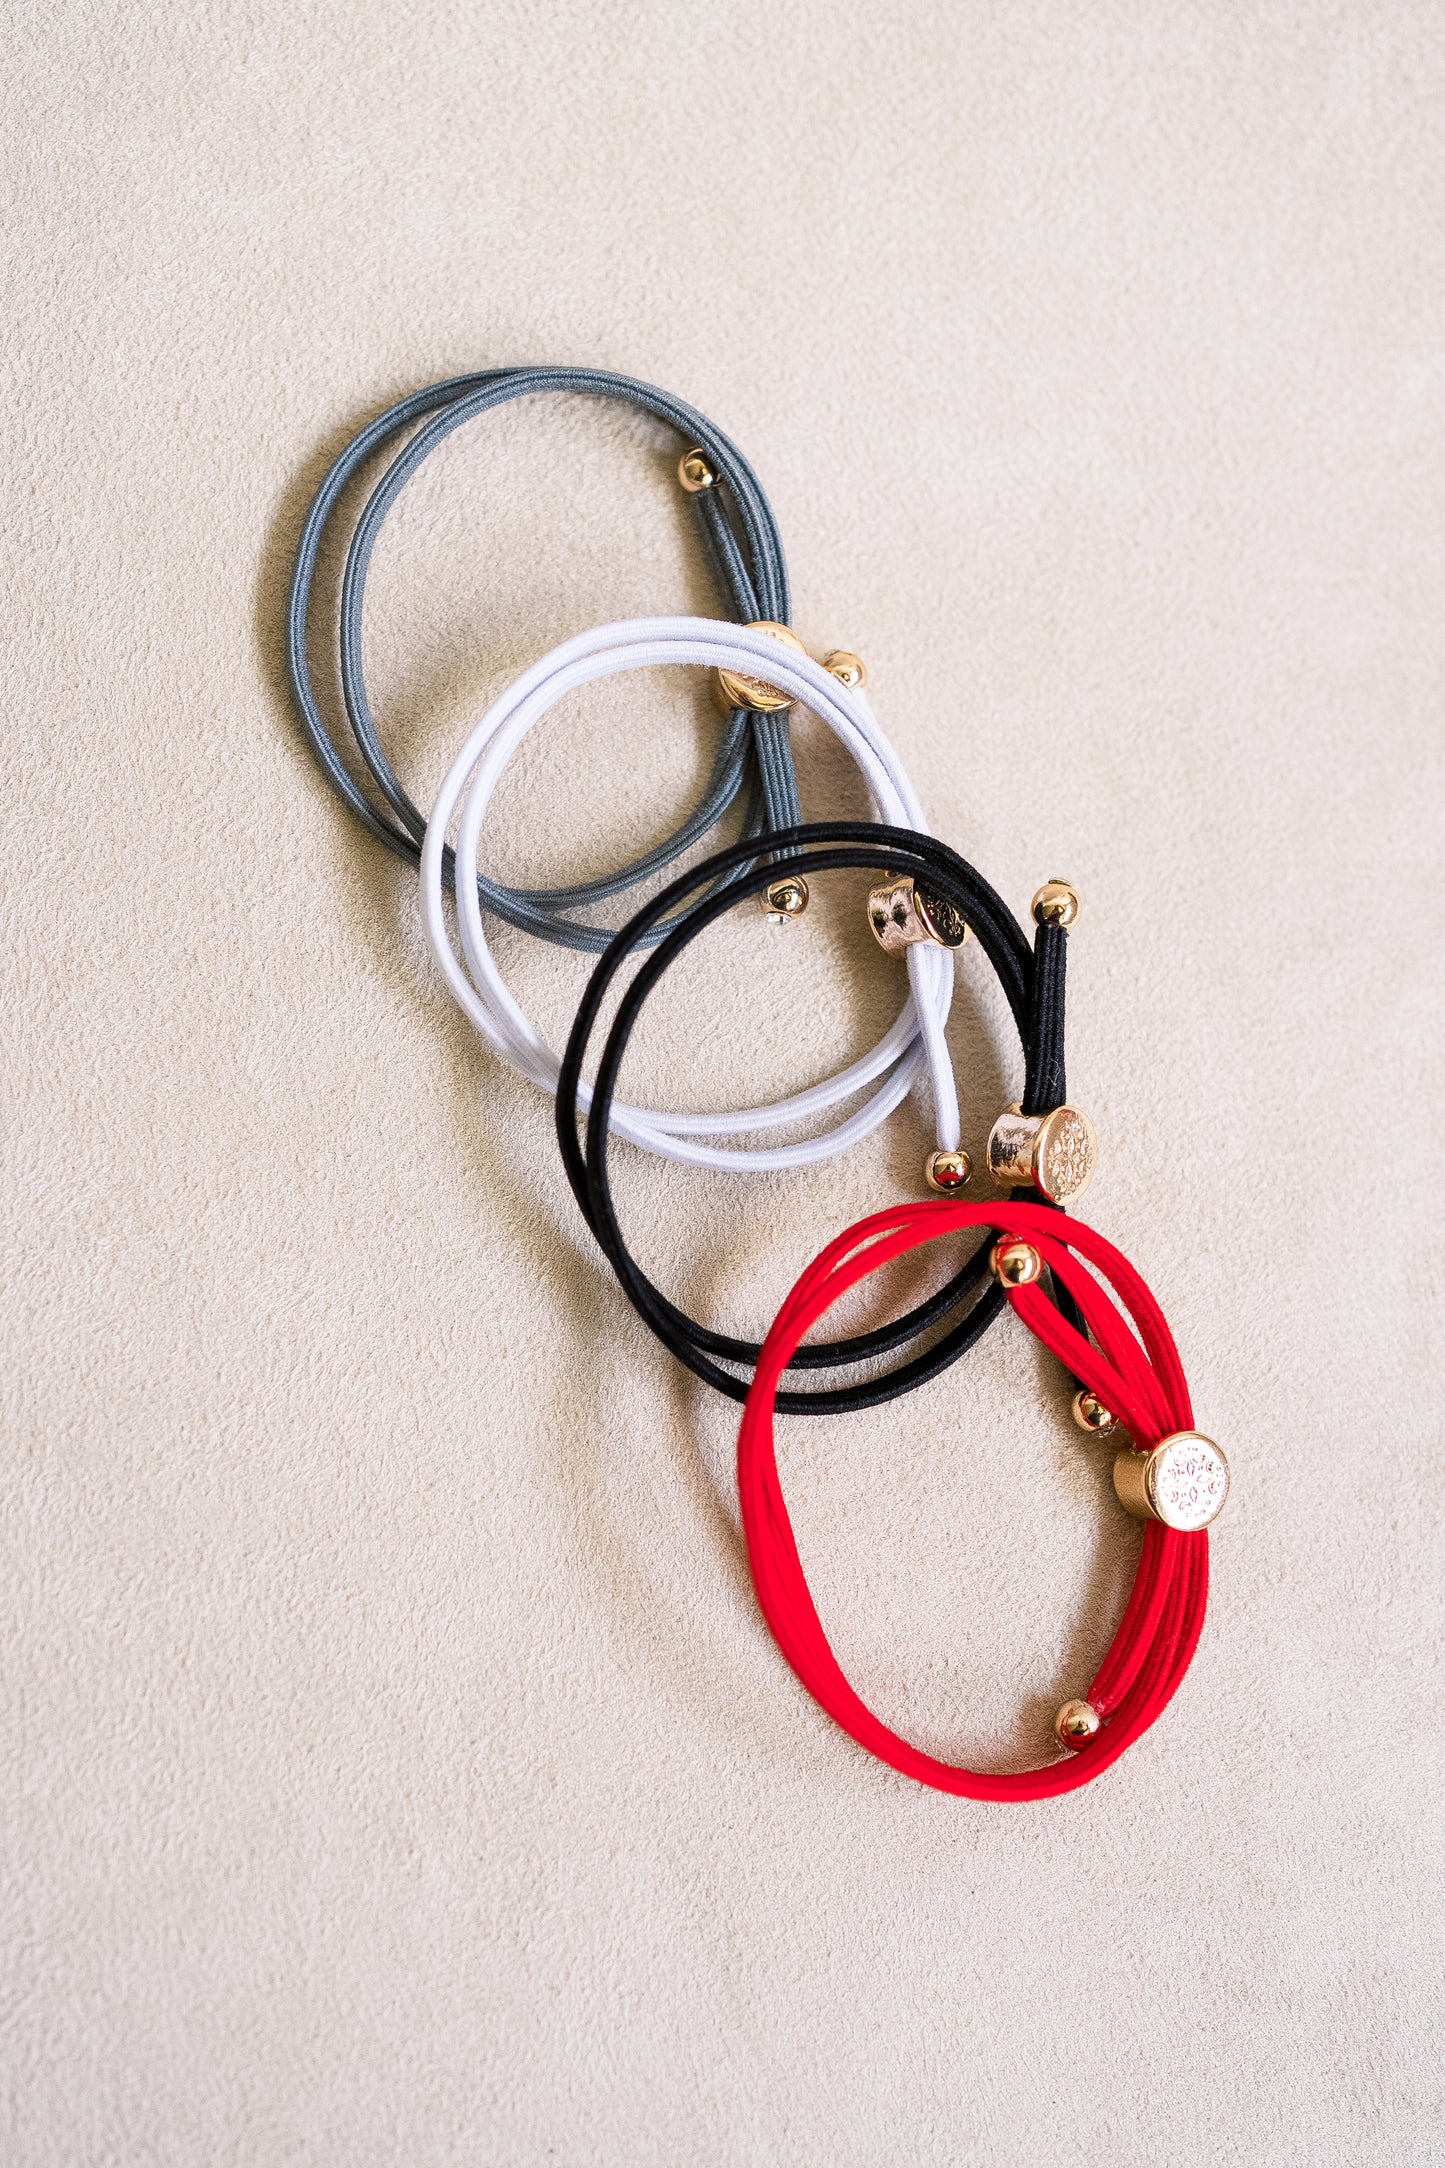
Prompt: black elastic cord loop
<box><xmin>285</xmin><ymin>366</ymin><xmax>799</xmax><ymax>946</ymax></box>
<box><xmin>1020</xmin><ymin>918</ymin><xmax>1087</xmax><ymax>1344</ymax></box>
<box><xmin>554</xmin><ymin>821</ymin><xmax>1070</xmax><ymax>1415</ymax></box>
<box><xmin>1022</xmin><ymin>921</ymin><xmax>1068</xmax><ymax>1116</ymax></box>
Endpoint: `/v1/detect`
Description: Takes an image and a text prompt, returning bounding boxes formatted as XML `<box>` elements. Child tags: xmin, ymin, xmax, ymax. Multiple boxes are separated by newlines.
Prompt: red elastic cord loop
<box><xmin>736</xmin><ymin>1199</ymin><xmax>1210</xmax><ymax>1801</ymax></box>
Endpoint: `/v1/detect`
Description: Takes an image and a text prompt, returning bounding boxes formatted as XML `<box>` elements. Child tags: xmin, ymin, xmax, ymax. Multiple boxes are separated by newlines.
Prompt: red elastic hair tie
<box><xmin>737</xmin><ymin>1199</ymin><xmax>1226</xmax><ymax>1801</ymax></box>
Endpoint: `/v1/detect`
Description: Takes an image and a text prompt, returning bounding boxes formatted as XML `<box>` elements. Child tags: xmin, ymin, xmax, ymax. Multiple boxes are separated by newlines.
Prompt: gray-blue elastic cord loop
<box><xmin>286</xmin><ymin>367</ymin><xmax>801</xmax><ymax>951</ymax></box>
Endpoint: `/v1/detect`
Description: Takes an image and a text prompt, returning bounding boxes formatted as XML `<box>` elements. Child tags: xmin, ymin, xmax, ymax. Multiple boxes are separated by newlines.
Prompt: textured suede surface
<box><xmin>4</xmin><ymin>4</ymin><xmax>1444</xmax><ymax>2163</ymax></box>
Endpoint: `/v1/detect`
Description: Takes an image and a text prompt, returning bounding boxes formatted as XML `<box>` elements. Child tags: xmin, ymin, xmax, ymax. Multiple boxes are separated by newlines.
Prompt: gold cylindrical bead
<box><xmin>865</xmin><ymin>876</ymin><xmax>969</xmax><ymax>952</ymax></box>
<box><xmin>986</xmin><ymin>1103</ymin><xmax>1097</xmax><ymax>1207</ymax></box>
<box><xmin>1112</xmin><ymin>1433</ymin><xmax>1230</xmax><ymax>1531</ymax></box>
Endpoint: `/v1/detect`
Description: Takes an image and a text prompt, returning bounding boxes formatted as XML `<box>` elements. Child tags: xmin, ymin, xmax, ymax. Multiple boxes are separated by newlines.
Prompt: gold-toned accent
<box><xmin>822</xmin><ymin>649</ymin><xmax>867</xmax><ymax>689</ymax></box>
<box><xmin>1071</xmin><ymin>1389</ymin><xmax>1117</xmax><ymax>1435</ymax></box>
<box><xmin>1113</xmin><ymin>1432</ymin><xmax>1230</xmax><ymax>1531</ymax></box>
<box><xmin>678</xmin><ymin>448</ymin><xmax>715</xmax><ymax>493</ymax></box>
<box><xmin>925</xmin><ymin>1148</ymin><xmax>972</xmax><ymax>1193</ymax></box>
<box><xmin>760</xmin><ymin>875</ymin><xmax>809</xmax><ymax>923</ymax></box>
<box><xmin>989</xmin><ymin>1238</ymin><xmax>1043</xmax><ymax>1288</ymax></box>
<box><xmin>865</xmin><ymin>875</ymin><xmax>970</xmax><ymax>953</ymax></box>
<box><xmin>1032</xmin><ymin>879</ymin><xmax>1080</xmax><ymax>928</ymax></box>
<box><xmin>717</xmin><ymin>621</ymin><xmax>807</xmax><ymax>713</ymax></box>
<box><xmin>986</xmin><ymin>1103</ymin><xmax>1097</xmax><ymax>1207</ymax></box>
<box><xmin>1055</xmin><ymin>1699</ymin><xmax>1101</xmax><ymax>1750</ymax></box>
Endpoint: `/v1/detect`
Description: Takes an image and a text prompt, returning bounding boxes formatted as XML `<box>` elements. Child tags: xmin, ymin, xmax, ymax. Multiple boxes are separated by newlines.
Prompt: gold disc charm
<box><xmin>1113</xmin><ymin>1432</ymin><xmax>1230</xmax><ymax>1531</ymax></box>
<box><xmin>986</xmin><ymin>1103</ymin><xmax>1097</xmax><ymax>1207</ymax></box>
<box><xmin>716</xmin><ymin>622</ymin><xmax>807</xmax><ymax>712</ymax></box>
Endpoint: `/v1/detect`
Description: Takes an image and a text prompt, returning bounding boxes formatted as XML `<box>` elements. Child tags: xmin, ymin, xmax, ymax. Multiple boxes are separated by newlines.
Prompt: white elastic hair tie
<box><xmin>419</xmin><ymin>616</ymin><xmax>960</xmax><ymax>1171</ymax></box>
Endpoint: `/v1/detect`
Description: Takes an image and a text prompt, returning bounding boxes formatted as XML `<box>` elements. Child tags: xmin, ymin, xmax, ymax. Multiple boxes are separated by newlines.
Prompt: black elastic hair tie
<box><xmin>555</xmin><ymin>821</ymin><xmax>1071</xmax><ymax>1415</ymax></box>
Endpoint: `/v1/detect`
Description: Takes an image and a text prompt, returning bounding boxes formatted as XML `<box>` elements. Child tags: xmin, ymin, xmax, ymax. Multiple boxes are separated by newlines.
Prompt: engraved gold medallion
<box><xmin>1113</xmin><ymin>1432</ymin><xmax>1230</xmax><ymax>1531</ymax></box>
<box><xmin>986</xmin><ymin>1103</ymin><xmax>1097</xmax><ymax>1206</ymax></box>
<box><xmin>866</xmin><ymin>875</ymin><xmax>970</xmax><ymax>952</ymax></box>
<box><xmin>716</xmin><ymin>622</ymin><xmax>807</xmax><ymax>712</ymax></box>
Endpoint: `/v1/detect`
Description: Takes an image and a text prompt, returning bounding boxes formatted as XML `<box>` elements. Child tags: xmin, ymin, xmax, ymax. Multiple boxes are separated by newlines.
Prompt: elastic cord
<box><xmin>421</xmin><ymin>619</ymin><xmax>962</xmax><ymax>1171</ymax></box>
<box><xmin>557</xmin><ymin>824</ymin><xmax>1070</xmax><ymax>1415</ymax></box>
<box><xmin>1021</xmin><ymin>922</ymin><xmax>1067</xmax><ymax>1116</ymax></box>
<box><xmin>737</xmin><ymin>1198</ymin><xmax>1209</xmax><ymax>1797</ymax></box>
<box><xmin>286</xmin><ymin>366</ymin><xmax>803</xmax><ymax>947</ymax></box>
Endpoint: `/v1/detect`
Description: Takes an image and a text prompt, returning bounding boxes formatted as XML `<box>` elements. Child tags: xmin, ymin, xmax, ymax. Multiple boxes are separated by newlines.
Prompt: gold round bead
<box><xmin>925</xmin><ymin>1148</ymin><xmax>972</xmax><ymax>1193</ymax></box>
<box><xmin>1032</xmin><ymin>879</ymin><xmax>1080</xmax><ymax>928</ymax></box>
<box><xmin>717</xmin><ymin>622</ymin><xmax>807</xmax><ymax>713</ymax></box>
<box><xmin>678</xmin><ymin>448</ymin><xmax>715</xmax><ymax>493</ymax></box>
<box><xmin>989</xmin><ymin>1238</ymin><xmax>1043</xmax><ymax>1288</ymax></box>
<box><xmin>1071</xmin><ymin>1389</ymin><xmax>1118</xmax><ymax>1435</ymax></box>
<box><xmin>760</xmin><ymin>875</ymin><xmax>809</xmax><ymax>922</ymax></box>
<box><xmin>822</xmin><ymin>649</ymin><xmax>867</xmax><ymax>690</ymax></box>
<box><xmin>1055</xmin><ymin>1699</ymin><xmax>1101</xmax><ymax>1750</ymax></box>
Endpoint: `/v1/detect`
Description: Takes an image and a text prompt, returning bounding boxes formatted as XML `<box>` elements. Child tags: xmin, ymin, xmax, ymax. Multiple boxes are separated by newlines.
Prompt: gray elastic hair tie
<box><xmin>286</xmin><ymin>366</ymin><xmax>801</xmax><ymax>951</ymax></box>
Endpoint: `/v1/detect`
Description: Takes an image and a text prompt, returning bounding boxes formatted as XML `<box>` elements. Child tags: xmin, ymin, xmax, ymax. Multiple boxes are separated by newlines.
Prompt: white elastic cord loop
<box><xmin>419</xmin><ymin>616</ymin><xmax>961</xmax><ymax>1169</ymax></box>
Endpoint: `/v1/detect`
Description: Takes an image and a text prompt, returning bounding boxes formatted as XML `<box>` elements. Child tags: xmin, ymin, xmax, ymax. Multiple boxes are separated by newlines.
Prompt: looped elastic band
<box><xmin>557</xmin><ymin>822</ymin><xmax>1069</xmax><ymax>1415</ymax></box>
<box><xmin>738</xmin><ymin>1198</ymin><xmax>1210</xmax><ymax>1798</ymax></box>
<box><xmin>422</xmin><ymin>619</ymin><xmax>962</xmax><ymax>1170</ymax></box>
<box><xmin>287</xmin><ymin>367</ymin><xmax>803</xmax><ymax>947</ymax></box>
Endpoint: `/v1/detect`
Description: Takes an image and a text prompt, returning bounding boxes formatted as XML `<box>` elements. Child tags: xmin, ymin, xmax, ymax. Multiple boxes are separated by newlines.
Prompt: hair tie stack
<box><xmin>287</xmin><ymin>365</ymin><xmax>1231</xmax><ymax>1799</ymax></box>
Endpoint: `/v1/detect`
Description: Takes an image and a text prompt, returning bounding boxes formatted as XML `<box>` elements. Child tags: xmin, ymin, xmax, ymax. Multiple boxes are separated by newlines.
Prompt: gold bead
<box><xmin>678</xmin><ymin>448</ymin><xmax>715</xmax><ymax>493</ymax></box>
<box><xmin>822</xmin><ymin>649</ymin><xmax>867</xmax><ymax>689</ymax></box>
<box><xmin>1071</xmin><ymin>1389</ymin><xmax>1117</xmax><ymax>1435</ymax></box>
<box><xmin>1055</xmin><ymin>1699</ymin><xmax>1101</xmax><ymax>1750</ymax></box>
<box><xmin>760</xmin><ymin>875</ymin><xmax>809</xmax><ymax>922</ymax></box>
<box><xmin>1113</xmin><ymin>1433</ymin><xmax>1230</xmax><ymax>1531</ymax></box>
<box><xmin>865</xmin><ymin>875</ymin><xmax>970</xmax><ymax>952</ymax></box>
<box><xmin>1032</xmin><ymin>879</ymin><xmax>1080</xmax><ymax>928</ymax></box>
<box><xmin>989</xmin><ymin>1237</ymin><xmax>1042</xmax><ymax>1288</ymax></box>
<box><xmin>925</xmin><ymin>1148</ymin><xmax>972</xmax><ymax>1192</ymax></box>
<box><xmin>717</xmin><ymin>621</ymin><xmax>807</xmax><ymax>713</ymax></box>
<box><xmin>986</xmin><ymin>1103</ymin><xmax>1097</xmax><ymax>1207</ymax></box>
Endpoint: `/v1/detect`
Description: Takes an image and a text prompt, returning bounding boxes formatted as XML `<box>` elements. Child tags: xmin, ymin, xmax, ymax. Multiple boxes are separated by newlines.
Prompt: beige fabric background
<box><xmin>4</xmin><ymin>3</ymin><xmax>1444</xmax><ymax>2161</ymax></box>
